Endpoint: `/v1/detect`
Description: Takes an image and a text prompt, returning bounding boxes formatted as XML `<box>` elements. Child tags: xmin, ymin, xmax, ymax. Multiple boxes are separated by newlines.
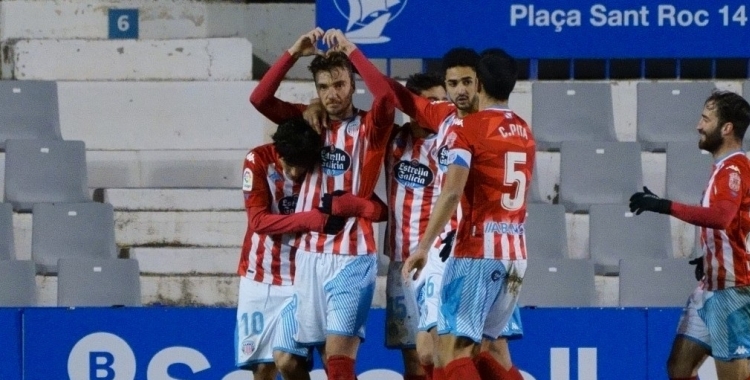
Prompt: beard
<box><xmin>698</xmin><ymin>128</ymin><xmax>723</xmax><ymax>153</ymax></box>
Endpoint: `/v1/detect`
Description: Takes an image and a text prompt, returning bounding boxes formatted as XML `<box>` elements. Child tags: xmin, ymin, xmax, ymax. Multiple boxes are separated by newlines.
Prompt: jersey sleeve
<box><xmin>387</xmin><ymin>77</ymin><xmax>454</xmax><ymax>133</ymax></box>
<box><xmin>242</xmin><ymin>153</ymin><xmax>271</xmax><ymax>209</ymax></box>
<box><xmin>712</xmin><ymin>164</ymin><xmax>746</xmax><ymax>207</ymax></box>
<box><xmin>249</xmin><ymin>51</ymin><xmax>307</xmax><ymax>124</ymax></box>
<box><xmin>447</xmin><ymin>127</ymin><xmax>473</xmax><ymax>169</ymax></box>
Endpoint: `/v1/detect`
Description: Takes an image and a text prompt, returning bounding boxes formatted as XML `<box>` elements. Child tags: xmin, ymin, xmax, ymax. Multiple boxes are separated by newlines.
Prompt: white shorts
<box><xmin>385</xmin><ymin>261</ymin><xmax>422</xmax><ymax>349</ymax></box>
<box><xmin>294</xmin><ymin>250</ymin><xmax>377</xmax><ymax>345</ymax></box>
<box><xmin>438</xmin><ymin>258</ymin><xmax>526</xmax><ymax>343</ymax></box>
<box><xmin>417</xmin><ymin>245</ymin><xmax>446</xmax><ymax>332</ymax></box>
<box><xmin>235</xmin><ymin>277</ymin><xmax>307</xmax><ymax>369</ymax></box>
<box><xmin>677</xmin><ymin>284</ymin><xmax>750</xmax><ymax>361</ymax></box>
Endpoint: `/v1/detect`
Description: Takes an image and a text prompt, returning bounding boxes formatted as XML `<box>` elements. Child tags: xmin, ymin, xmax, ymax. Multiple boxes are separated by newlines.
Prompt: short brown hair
<box><xmin>308</xmin><ymin>51</ymin><xmax>355</xmax><ymax>85</ymax></box>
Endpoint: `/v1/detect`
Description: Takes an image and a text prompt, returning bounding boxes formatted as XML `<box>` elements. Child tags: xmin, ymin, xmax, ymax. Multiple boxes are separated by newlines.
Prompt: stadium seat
<box><xmin>518</xmin><ymin>258</ymin><xmax>596</xmax><ymax>307</ymax></box>
<box><xmin>525</xmin><ymin>203</ymin><xmax>568</xmax><ymax>259</ymax></box>
<box><xmin>4</xmin><ymin>139</ymin><xmax>90</xmax><ymax>212</ymax></box>
<box><xmin>637</xmin><ymin>82</ymin><xmax>715</xmax><ymax>152</ymax></box>
<box><xmin>31</xmin><ymin>202</ymin><xmax>117</xmax><ymax>274</ymax></box>
<box><xmin>0</xmin><ymin>80</ymin><xmax>62</xmax><ymax>151</ymax></box>
<box><xmin>0</xmin><ymin>203</ymin><xmax>14</xmax><ymax>260</ymax></box>
<box><xmin>531</xmin><ymin>82</ymin><xmax>617</xmax><ymax>151</ymax></box>
<box><xmin>528</xmin><ymin>161</ymin><xmax>545</xmax><ymax>203</ymax></box>
<box><xmin>589</xmin><ymin>204</ymin><xmax>672</xmax><ymax>276</ymax></box>
<box><xmin>57</xmin><ymin>258</ymin><xmax>141</xmax><ymax>307</ymax></box>
<box><xmin>559</xmin><ymin>141</ymin><xmax>642</xmax><ymax>213</ymax></box>
<box><xmin>0</xmin><ymin>260</ymin><xmax>37</xmax><ymax>307</ymax></box>
<box><xmin>665</xmin><ymin>141</ymin><xmax>713</xmax><ymax>204</ymax></box>
<box><xmin>618</xmin><ymin>258</ymin><xmax>697</xmax><ymax>307</ymax></box>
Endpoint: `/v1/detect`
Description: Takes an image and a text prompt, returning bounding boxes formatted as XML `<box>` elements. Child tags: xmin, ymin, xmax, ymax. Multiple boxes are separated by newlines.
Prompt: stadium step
<box><xmin>2</xmin><ymin>38</ymin><xmax>252</xmax><ymax>81</ymax></box>
<box><xmin>98</xmin><ymin>188</ymin><xmax>243</xmax><ymax>212</ymax></box>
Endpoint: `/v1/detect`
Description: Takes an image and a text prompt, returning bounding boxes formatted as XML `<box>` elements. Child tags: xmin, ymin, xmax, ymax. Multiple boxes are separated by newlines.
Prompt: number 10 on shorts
<box><xmin>108</xmin><ymin>9</ymin><xmax>139</xmax><ymax>39</ymax></box>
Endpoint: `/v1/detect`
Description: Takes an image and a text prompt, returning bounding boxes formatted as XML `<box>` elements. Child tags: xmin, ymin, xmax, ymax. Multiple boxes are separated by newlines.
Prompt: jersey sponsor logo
<box><xmin>278</xmin><ymin>194</ymin><xmax>299</xmax><ymax>215</ymax></box>
<box><xmin>437</xmin><ymin>145</ymin><xmax>451</xmax><ymax>172</ymax></box>
<box><xmin>729</xmin><ymin>172</ymin><xmax>741</xmax><ymax>193</ymax></box>
<box><xmin>394</xmin><ymin>159</ymin><xmax>434</xmax><ymax>189</ymax></box>
<box><xmin>332</xmin><ymin>0</ymin><xmax>408</xmax><ymax>44</ymax></box>
<box><xmin>241</xmin><ymin>338</ymin><xmax>255</xmax><ymax>356</ymax></box>
<box><xmin>484</xmin><ymin>221</ymin><xmax>525</xmax><ymax>235</ymax></box>
<box><xmin>321</xmin><ymin>146</ymin><xmax>352</xmax><ymax>176</ymax></box>
<box><xmin>242</xmin><ymin>168</ymin><xmax>253</xmax><ymax>191</ymax></box>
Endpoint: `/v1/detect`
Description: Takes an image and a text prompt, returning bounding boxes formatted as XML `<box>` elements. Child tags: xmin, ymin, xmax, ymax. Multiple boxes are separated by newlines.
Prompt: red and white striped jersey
<box><xmin>448</xmin><ymin>107</ymin><xmax>536</xmax><ymax>260</ymax></box>
<box><xmin>294</xmin><ymin>109</ymin><xmax>393</xmax><ymax>255</ymax></box>
<box><xmin>700</xmin><ymin>151</ymin><xmax>750</xmax><ymax>290</ymax></box>
<box><xmin>386</xmin><ymin>107</ymin><xmax>462</xmax><ymax>261</ymax></box>
<box><xmin>237</xmin><ymin>144</ymin><xmax>299</xmax><ymax>285</ymax></box>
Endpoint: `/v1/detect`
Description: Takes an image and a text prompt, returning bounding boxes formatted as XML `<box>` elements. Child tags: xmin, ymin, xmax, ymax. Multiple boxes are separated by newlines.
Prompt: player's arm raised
<box><xmin>249</xmin><ymin>28</ymin><xmax>324</xmax><ymax>124</ymax></box>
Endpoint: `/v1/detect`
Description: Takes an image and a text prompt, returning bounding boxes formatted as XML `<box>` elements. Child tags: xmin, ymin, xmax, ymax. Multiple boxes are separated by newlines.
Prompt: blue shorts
<box><xmin>438</xmin><ymin>257</ymin><xmax>526</xmax><ymax>343</ymax></box>
<box><xmin>294</xmin><ymin>250</ymin><xmax>376</xmax><ymax>345</ymax></box>
<box><xmin>500</xmin><ymin>305</ymin><xmax>524</xmax><ymax>340</ymax></box>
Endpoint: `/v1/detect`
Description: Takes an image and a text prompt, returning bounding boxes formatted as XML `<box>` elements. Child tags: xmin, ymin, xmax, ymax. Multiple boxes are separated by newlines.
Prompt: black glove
<box><xmin>689</xmin><ymin>257</ymin><xmax>705</xmax><ymax>281</ymax></box>
<box><xmin>323</xmin><ymin>215</ymin><xmax>346</xmax><ymax>235</ymax></box>
<box><xmin>439</xmin><ymin>230</ymin><xmax>456</xmax><ymax>262</ymax></box>
<box><xmin>629</xmin><ymin>186</ymin><xmax>672</xmax><ymax>215</ymax></box>
<box><xmin>320</xmin><ymin>190</ymin><xmax>347</xmax><ymax>214</ymax></box>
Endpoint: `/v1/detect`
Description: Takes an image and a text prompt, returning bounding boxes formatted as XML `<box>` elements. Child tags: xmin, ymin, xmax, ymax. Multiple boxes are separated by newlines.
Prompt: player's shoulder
<box><xmin>246</xmin><ymin>144</ymin><xmax>276</xmax><ymax>167</ymax></box>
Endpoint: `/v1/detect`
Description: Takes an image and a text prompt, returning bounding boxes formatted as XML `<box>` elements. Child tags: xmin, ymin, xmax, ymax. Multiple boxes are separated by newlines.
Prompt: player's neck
<box><xmin>328</xmin><ymin>105</ymin><xmax>355</xmax><ymax>122</ymax></box>
<box><xmin>478</xmin><ymin>94</ymin><xmax>508</xmax><ymax>111</ymax></box>
<box><xmin>712</xmin><ymin>140</ymin><xmax>744</xmax><ymax>160</ymax></box>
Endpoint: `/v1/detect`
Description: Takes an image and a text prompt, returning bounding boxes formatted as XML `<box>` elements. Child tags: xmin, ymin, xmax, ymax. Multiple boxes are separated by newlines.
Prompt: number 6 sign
<box><xmin>108</xmin><ymin>9</ymin><xmax>139</xmax><ymax>39</ymax></box>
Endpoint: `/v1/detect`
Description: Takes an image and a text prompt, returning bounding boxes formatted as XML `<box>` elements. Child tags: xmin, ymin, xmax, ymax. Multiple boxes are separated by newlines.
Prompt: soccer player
<box><xmin>386</xmin><ymin>48</ymin><xmax>524</xmax><ymax>380</ymax></box>
<box><xmin>403</xmin><ymin>48</ymin><xmax>533</xmax><ymax>380</ymax></box>
<box><xmin>235</xmin><ymin>117</ymin><xmax>346</xmax><ymax>380</ymax></box>
<box><xmin>384</xmin><ymin>72</ymin><xmax>448</xmax><ymax>380</ymax></box>
<box><xmin>250</xmin><ymin>28</ymin><xmax>395</xmax><ymax>380</ymax></box>
<box><xmin>629</xmin><ymin>91</ymin><xmax>750</xmax><ymax>380</ymax></box>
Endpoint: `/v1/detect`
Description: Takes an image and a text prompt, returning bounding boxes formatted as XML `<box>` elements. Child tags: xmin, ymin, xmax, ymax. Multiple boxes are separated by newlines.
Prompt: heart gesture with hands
<box><xmin>322</xmin><ymin>29</ymin><xmax>357</xmax><ymax>56</ymax></box>
<box><xmin>288</xmin><ymin>27</ymin><xmax>325</xmax><ymax>59</ymax></box>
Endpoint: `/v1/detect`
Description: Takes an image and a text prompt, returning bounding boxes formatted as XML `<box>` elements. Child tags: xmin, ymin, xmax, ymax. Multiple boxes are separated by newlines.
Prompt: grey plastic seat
<box><xmin>0</xmin><ymin>203</ymin><xmax>14</xmax><ymax>260</ymax></box>
<box><xmin>589</xmin><ymin>204</ymin><xmax>672</xmax><ymax>276</ymax></box>
<box><xmin>531</xmin><ymin>82</ymin><xmax>617</xmax><ymax>151</ymax></box>
<box><xmin>0</xmin><ymin>260</ymin><xmax>37</xmax><ymax>306</ymax></box>
<box><xmin>559</xmin><ymin>141</ymin><xmax>642</xmax><ymax>213</ymax></box>
<box><xmin>619</xmin><ymin>258</ymin><xmax>697</xmax><ymax>307</ymax></box>
<box><xmin>518</xmin><ymin>259</ymin><xmax>596</xmax><ymax>307</ymax></box>
<box><xmin>0</xmin><ymin>80</ymin><xmax>62</xmax><ymax>151</ymax></box>
<box><xmin>666</xmin><ymin>142</ymin><xmax>713</xmax><ymax>204</ymax></box>
<box><xmin>57</xmin><ymin>258</ymin><xmax>141</xmax><ymax>307</ymax></box>
<box><xmin>637</xmin><ymin>82</ymin><xmax>715</xmax><ymax>152</ymax></box>
<box><xmin>31</xmin><ymin>202</ymin><xmax>117</xmax><ymax>274</ymax></box>
<box><xmin>4</xmin><ymin>139</ymin><xmax>90</xmax><ymax>212</ymax></box>
<box><xmin>525</xmin><ymin>203</ymin><xmax>568</xmax><ymax>259</ymax></box>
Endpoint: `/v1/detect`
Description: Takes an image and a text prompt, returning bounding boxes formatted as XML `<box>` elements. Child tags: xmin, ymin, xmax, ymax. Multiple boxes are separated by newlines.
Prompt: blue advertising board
<box><xmin>0</xmin><ymin>309</ymin><xmax>22</xmax><ymax>380</ymax></box>
<box><xmin>316</xmin><ymin>0</ymin><xmax>750</xmax><ymax>59</ymax></box>
<box><xmin>11</xmin><ymin>306</ymin><xmax>720</xmax><ymax>379</ymax></box>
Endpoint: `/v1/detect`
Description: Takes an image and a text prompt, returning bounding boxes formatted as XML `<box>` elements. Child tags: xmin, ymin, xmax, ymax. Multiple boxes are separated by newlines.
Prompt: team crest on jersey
<box><xmin>277</xmin><ymin>194</ymin><xmax>299</xmax><ymax>215</ymax></box>
<box><xmin>241</xmin><ymin>339</ymin><xmax>255</xmax><ymax>356</ymax></box>
<box><xmin>321</xmin><ymin>146</ymin><xmax>352</xmax><ymax>176</ymax></box>
<box><xmin>345</xmin><ymin>119</ymin><xmax>361</xmax><ymax>136</ymax></box>
<box><xmin>394</xmin><ymin>159</ymin><xmax>434</xmax><ymax>189</ymax></box>
<box><xmin>242</xmin><ymin>168</ymin><xmax>253</xmax><ymax>191</ymax></box>
<box><xmin>729</xmin><ymin>172</ymin><xmax>741</xmax><ymax>192</ymax></box>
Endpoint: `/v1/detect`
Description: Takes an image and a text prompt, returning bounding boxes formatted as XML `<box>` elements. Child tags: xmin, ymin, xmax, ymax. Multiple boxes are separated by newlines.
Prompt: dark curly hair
<box><xmin>442</xmin><ymin>47</ymin><xmax>480</xmax><ymax>73</ymax></box>
<box><xmin>271</xmin><ymin>117</ymin><xmax>322</xmax><ymax>168</ymax></box>
<box><xmin>405</xmin><ymin>72</ymin><xmax>445</xmax><ymax>96</ymax></box>
<box><xmin>705</xmin><ymin>90</ymin><xmax>750</xmax><ymax>141</ymax></box>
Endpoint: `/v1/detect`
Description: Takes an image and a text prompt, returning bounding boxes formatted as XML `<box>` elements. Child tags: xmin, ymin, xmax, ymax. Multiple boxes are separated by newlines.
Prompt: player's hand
<box><xmin>402</xmin><ymin>248</ymin><xmax>428</xmax><ymax>281</ymax></box>
<box><xmin>319</xmin><ymin>190</ymin><xmax>347</xmax><ymax>215</ymax></box>
<box><xmin>303</xmin><ymin>98</ymin><xmax>328</xmax><ymax>133</ymax></box>
<box><xmin>438</xmin><ymin>230</ymin><xmax>456</xmax><ymax>262</ymax></box>
<box><xmin>322</xmin><ymin>215</ymin><xmax>346</xmax><ymax>235</ymax></box>
<box><xmin>322</xmin><ymin>29</ymin><xmax>357</xmax><ymax>55</ymax></box>
<box><xmin>288</xmin><ymin>27</ymin><xmax>324</xmax><ymax>58</ymax></box>
<box><xmin>628</xmin><ymin>186</ymin><xmax>672</xmax><ymax>215</ymax></box>
<box><xmin>689</xmin><ymin>257</ymin><xmax>705</xmax><ymax>281</ymax></box>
